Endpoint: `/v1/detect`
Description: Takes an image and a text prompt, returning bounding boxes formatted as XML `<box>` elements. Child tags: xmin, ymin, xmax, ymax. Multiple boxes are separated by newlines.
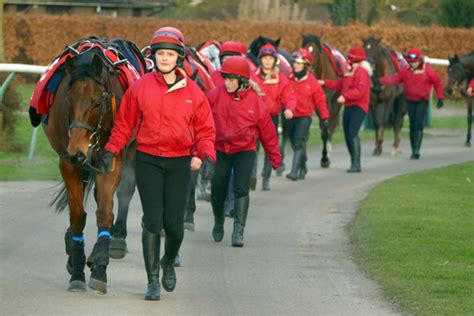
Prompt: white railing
<box><xmin>0</xmin><ymin>63</ymin><xmax>48</xmax><ymax>160</ymax></box>
<box><xmin>425</xmin><ymin>57</ymin><xmax>450</xmax><ymax>66</ymax></box>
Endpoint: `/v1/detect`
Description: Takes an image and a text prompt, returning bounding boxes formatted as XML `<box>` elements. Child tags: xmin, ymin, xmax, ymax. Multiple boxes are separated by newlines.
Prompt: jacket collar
<box><xmin>153</xmin><ymin>68</ymin><xmax>188</xmax><ymax>93</ymax></box>
<box><xmin>289</xmin><ymin>73</ymin><xmax>308</xmax><ymax>82</ymax></box>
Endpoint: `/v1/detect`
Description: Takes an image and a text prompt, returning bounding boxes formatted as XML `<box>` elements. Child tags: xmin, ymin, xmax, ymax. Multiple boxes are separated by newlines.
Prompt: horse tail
<box><xmin>50</xmin><ymin>170</ymin><xmax>95</xmax><ymax>213</ymax></box>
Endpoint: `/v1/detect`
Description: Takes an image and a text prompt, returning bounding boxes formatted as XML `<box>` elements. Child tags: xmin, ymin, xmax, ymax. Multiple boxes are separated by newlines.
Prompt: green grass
<box><xmin>350</xmin><ymin>162</ymin><xmax>474</xmax><ymax>315</ymax></box>
<box><xmin>0</xmin><ymin>83</ymin><xmax>60</xmax><ymax>181</ymax></box>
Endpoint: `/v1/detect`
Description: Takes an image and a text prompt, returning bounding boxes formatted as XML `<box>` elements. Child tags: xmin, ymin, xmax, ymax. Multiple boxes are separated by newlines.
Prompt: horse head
<box><xmin>65</xmin><ymin>50</ymin><xmax>114</xmax><ymax>167</ymax></box>
<box><xmin>362</xmin><ymin>36</ymin><xmax>383</xmax><ymax>70</ymax></box>
<box><xmin>445</xmin><ymin>55</ymin><xmax>466</xmax><ymax>97</ymax></box>
<box><xmin>302</xmin><ymin>34</ymin><xmax>322</xmax><ymax>55</ymax></box>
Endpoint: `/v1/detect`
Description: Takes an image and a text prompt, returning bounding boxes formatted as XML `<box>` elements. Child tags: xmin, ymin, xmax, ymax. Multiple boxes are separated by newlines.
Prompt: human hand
<box><xmin>337</xmin><ymin>95</ymin><xmax>345</xmax><ymax>104</ymax></box>
<box><xmin>200</xmin><ymin>157</ymin><xmax>215</xmax><ymax>180</ymax></box>
<box><xmin>467</xmin><ymin>87</ymin><xmax>473</xmax><ymax>97</ymax></box>
<box><xmin>284</xmin><ymin>109</ymin><xmax>294</xmax><ymax>119</ymax></box>
<box><xmin>318</xmin><ymin>80</ymin><xmax>325</xmax><ymax>86</ymax></box>
<box><xmin>99</xmin><ymin>150</ymin><xmax>115</xmax><ymax>174</ymax></box>
<box><xmin>190</xmin><ymin>157</ymin><xmax>202</xmax><ymax>171</ymax></box>
<box><xmin>437</xmin><ymin>99</ymin><xmax>444</xmax><ymax>109</ymax></box>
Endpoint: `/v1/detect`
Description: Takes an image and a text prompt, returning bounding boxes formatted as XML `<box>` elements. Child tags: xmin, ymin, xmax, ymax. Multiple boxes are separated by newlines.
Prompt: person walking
<box><xmin>207</xmin><ymin>56</ymin><xmax>281</xmax><ymax>247</ymax></box>
<box><xmin>100</xmin><ymin>27</ymin><xmax>216</xmax><ymax>301</ymax></box>
<box><xmin>319</xmin><ymin>46</ymin><xmax>372</xmax><ymax>173</ymax></box>
<box><xmin>287</xmin><ymin>48</ymin><xmax>330</xmax><ymax>180</ymax></box>
<box><xmin>252</xmin><ymin>43</ymin><xmax>296</xmax><ymax>190</ymax></box>
<box><xmin>375</xmin><ymin>47</ymin><xmax>444</xmax><ymax>159</ymax></box>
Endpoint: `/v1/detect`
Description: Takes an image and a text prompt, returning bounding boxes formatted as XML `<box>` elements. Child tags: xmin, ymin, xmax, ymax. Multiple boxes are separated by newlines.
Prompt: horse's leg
<box><xmin>466</xmin><ymin>98</ymin><xmax>473</xmax><ymax>147</ymax></box>
<box><xmin>372</xmin><ymin>103</ymin><xmax>383</xmax><ymax>156</ymax></box>
<box><xmin>88</xmin><ymin>158</ymin><xmax>123</xmax><ymax>295</ymax></box>
<box><xmin>391</xmin><ymin>96</ymin><xmax>405</xmax><ymax>155</ymax></box>
<box><xmin>327</xmin><ymin>94</ymin><xmax>342</xmax><ymax>152</ymax></box>
<box><xmin>60</xmin><ymin>159</ymin><xmax>88</xmax><ymax>292</ymax></box>
<box><xmin>110</xmin><ymin>146</ymin><xmax>136</xmax><ymax>259</ymax></box>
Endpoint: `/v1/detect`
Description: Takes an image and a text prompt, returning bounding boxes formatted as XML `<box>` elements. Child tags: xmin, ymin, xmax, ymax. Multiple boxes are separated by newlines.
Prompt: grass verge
<box><xmin>350</xmin><ymin>161</ymin><xmax>474</xmax><ymax>315</ymax></box>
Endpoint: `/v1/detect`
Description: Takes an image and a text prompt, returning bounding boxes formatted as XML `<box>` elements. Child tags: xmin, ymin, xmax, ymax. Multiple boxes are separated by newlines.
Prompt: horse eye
<box><xmin>367</xmin><ymin>44</ymin><xmax>371</xmax><ymax>49</ymax></box>
<box><xmin>94</xmin><ymin>100</ymin><xmax>101</xmax><ymax>107</ymax></box>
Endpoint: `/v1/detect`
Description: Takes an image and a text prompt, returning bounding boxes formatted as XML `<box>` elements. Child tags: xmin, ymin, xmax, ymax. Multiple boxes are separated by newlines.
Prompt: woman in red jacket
<box><xmin>319</xmin><ymin>46</ymin><xmax>372</xmax><ymax>173</ymax></box>
<box><xmin>287</xmin><ymin>48</ymin><xmax>330</xmax><ymax>180</ymax></box>
<box><xmin>378</xmin><ymin>48</ymin><xmax>444</xmax><ymax>159</ymax></box>
<box><xmin>100</xmin><ymin>27</ymin><xmax>216</xmax><ymax>301</ymax></box>
<box><xmin>252</xmin><ymin>43</ymin><xmax>296</xmax><ymax>190</ymax></box>
<box><xmin>208</xmin><ymin>56</ymin><xmax>281</xmax><ymax>247</ymax></box>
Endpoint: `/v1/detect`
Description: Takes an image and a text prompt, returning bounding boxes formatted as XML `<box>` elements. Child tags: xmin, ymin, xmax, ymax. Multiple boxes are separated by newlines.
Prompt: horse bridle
<box><xmin>68</xmin><ymin>88</ymin><xmax>114</xmax><ymax>173</ymax></box>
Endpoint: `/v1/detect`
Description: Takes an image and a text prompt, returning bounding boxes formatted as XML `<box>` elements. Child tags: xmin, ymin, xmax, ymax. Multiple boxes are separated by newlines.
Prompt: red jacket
<box><xmin>252</xmin><ymin>68</ymin><xmax>296</xmax><ymax>116</ymax></box>
<box><xmin>207</xmin><ymin>85</ymin><xmax>281</xmax><ymax>169</ymax></box>
<box><xmin>288</xmin><ymin>72</ymin><xmax>330</xmax><ymax>119</ymax></box>
<box><xmin>469</xmin><ymin>78</ymin><xmax>474</xmax><ymax>90</ymax></box>
<box><xmin>324</xmin><ymin>64</ymin><xmax>371</xmax><ymax>113</ymax></box>
<box><xmin>380</xmin><ymin>62</ymin><xmax>444</xmax><ymax>101</ymax></box>
<box><xmin>105</xmin><ymin>69</ymin><xmax>216</xmax><ymax>162</ymax></box>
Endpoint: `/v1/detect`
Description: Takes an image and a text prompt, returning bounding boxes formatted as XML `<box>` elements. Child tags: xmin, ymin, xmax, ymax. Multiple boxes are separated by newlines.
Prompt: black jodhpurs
<box><xmin>185</xmin><ymin>169</ymin><xmax>199</xmax><ymax>214</ymax></box>
<box><xmin>407</xmin><ymin>99</ymin><xmax>428</xmax><ymax>135</ymax></box>
<box><xmin>211</xmin><ymin>150</ymin><xmax>256</xmax><ymax>220</ymax></box>
<box><xmin>343</xmin><ymin>106</ymin><xmax>366</xmax><ymax>148</ymax></box>
<box><xmin>135</xmin><ymin>151</ymin><xmax>190</xmax><ymax>261</ymax></box>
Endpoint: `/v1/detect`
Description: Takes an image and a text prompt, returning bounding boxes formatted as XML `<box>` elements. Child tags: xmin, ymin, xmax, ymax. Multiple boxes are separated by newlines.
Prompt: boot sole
<box><xmin>67</xmin><ymin>280</ymin><xmax>87</xmax><ymax>292</ymax></box>
<box><xmin>88</xmin><ymin>278</ymin><xmax>107</xmax><ymax>295</ymax></box>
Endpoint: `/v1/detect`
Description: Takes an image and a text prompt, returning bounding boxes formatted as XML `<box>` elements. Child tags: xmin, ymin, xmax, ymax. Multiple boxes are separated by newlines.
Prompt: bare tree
<box><xmin>238</xmin><ymin>0</ymin><xmax>307</xmax><ymax>22</ymax></box>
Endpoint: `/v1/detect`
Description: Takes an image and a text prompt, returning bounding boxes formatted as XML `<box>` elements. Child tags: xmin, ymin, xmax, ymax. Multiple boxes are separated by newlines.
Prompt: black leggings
<box><xmin>343</xmin><ymin>106</ymin><xmax>366</xmax><ymax>147</ymax></box>
<box><xmin>407</xmin><ymin>100</ymin><xmax>428</xmax><ymax>135</ymax></box>
<box><xmin>212</xmin><ymin>150</ymin><xmax>256</xmax><ymax>218</ymax></box>
<box><xmin>135</xmin><ymin>151</ymin><xmax>190</xmax><ymax>260</ymax></box>
<box><xmin>185</xmin><ymin>169</ymin><xmax>199</xmax><ymax>214</ymax></box>
<box><xmin>286</xmin><ymin>116</ymin><xmax>312</xmax><ymax>150</ymax></box>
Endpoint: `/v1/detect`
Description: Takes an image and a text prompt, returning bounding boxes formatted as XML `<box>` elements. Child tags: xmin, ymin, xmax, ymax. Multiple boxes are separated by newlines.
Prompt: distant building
<box><xmin>3</xmin><ymin>0</ymin><xmax>176</xmax><ymax>17</ymax></box>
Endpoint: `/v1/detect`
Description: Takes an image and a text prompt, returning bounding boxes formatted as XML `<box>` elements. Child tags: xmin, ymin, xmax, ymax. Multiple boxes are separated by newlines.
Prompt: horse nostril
<box><xmin>76</xmin><ymin>152</ymin><xmax>86</xmax><ymax>164</ymax></box>
<box><xmin>70</xmin><ymin>152</ymin><xmax>86</xmax><ymax>165</ymax></box>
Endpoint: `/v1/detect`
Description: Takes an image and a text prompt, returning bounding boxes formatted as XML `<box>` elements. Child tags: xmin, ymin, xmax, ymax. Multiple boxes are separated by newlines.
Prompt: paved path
<box><xmin>0</xmin><ymin>135</ymin><xmax>472</xmax><ymax>315</ymax></box>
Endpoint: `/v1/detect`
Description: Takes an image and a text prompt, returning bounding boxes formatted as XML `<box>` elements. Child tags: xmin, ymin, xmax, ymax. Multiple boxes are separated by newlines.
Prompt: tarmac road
<box><xmin>0</xmin><ymin>135</ymin><xmax>472</xmax><ymax>315</ymax></box>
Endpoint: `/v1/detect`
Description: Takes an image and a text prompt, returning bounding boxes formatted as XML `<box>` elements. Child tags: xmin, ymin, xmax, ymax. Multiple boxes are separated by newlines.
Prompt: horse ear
<box><xmin>91</xmin><ymin>54</ymin><xmax>103</xmax><ymax>77</ymax></box>
<box><xmin>65</xmin><ymin>57</ymin><xmax>75</xmax><ymax>74</ymax></box>
<box><xmin>275</xmin><ymin>38</ymin><xmax>281</xmax><ymax>48</ymax></box>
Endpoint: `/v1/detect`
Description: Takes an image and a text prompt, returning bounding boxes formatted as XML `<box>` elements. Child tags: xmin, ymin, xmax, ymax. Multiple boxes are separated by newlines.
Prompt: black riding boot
<box><xmin>411</xmin><ymin>131</ymin><xmax>423</xmax><ymax>159</ymax></box>
<box><xmin>212</xmin><ymin>204</ymin><xmax>225</xmax><ymax>242</ymax></box>
<box><xmin>160</xmin><ymin>253</ymin><xmax>177</xmax><ymax>292</ymax></box>
<box><xmin>261</xmin><ymin>156</ymin><xmax>272</xmax><ymax>191</ymax></box>
<box><xmin>298</xmin><ymin>161</ymin><xmax>307</xmax><ymax>180</ymax></box>
<box><xmin>231</xmin><ymin>196</ymin><xmax>250</xmax><ymax>247</ymax></box>
<box><xmin>142</xmin><ymin>228</ymin><xmax>160</xmax><ymax>300</ymax></box>
<box><xmin>28</xmin><ymin>106</ymin><xmax>42</xmax><ymax>127</ymax></box>
<box><xmin>347</xmin><ymin>137</ymin><xmax>361</xmax><ymax>173</ymax></box>
<box><xmin>286</xmin><ymin>149</ymin><xmax>303</xmax><ymax>181</ymax></box>
<box><xmin>184</xmin><ymin>209</ymin><xmax>194</xmax><ymax>232</ymax></box>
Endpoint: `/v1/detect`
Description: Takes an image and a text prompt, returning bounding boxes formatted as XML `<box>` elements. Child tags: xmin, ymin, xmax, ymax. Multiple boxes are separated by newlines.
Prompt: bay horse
<box><xmin>43</xmin><ymin>40</ymin><xmax>141</xmax><ymax>294</ymax></box>
<box><xmin>247</xmin><ymin>36</ymin><xmax>293</xmax><ymax>75</ymax></box>
<box><xmin>445</xmin><ymin>51</ymin><xmax>474</xmax><ymax>147</ymax></box>
<box><xmin>302</xmin><ymin>34</ymin><xmax>344</xmax><ymax>167</ymax></box>
<box><xmin>363</xmin><ymin>36</ymin><xmax>406</xmax><ymax>156</ymax></box>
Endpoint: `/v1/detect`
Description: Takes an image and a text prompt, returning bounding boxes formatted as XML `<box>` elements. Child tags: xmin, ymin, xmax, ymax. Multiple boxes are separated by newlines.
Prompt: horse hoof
<box><xmin>320</xmin><ymin>157</ymin><xmax>330</xmax><ymax>168</ymax></box>
<box><xmin>372</xmin><ymin>150</ymin><xmax>382</xmax><ymax>156</ymax></box>
<box><xmin>109</xmin><ymin>237</ymin><xmax>128</xmax><ymax>259</ymax></box>
<box><xmin>66</xmin><ymin>256</ymin><xmax>74</xmax><ymax>275</ymax></box>
<box><xmin>67</xmin><ymin>280</ymin><xmax>87</xmax><ymax>292</ymax></box>
<box><xmin>89</xmin><ymin>278</ymin><xmax>107</xmax><ymax>295</ymax></box>
<box><xmin>391</xmin><ymin>148</ymin><xmax>401</xmax><ymax>156</ymax></box>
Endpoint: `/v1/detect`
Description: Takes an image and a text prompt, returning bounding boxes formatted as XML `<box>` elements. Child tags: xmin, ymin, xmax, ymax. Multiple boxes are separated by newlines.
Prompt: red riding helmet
<box><xmin>347</xmin><ymin>46</ymin><xmax>366</xmax><ymax>63</ymax></box>
<box><xmin>292</xmin><ymin>48</ymin><xmax>313</xmax><ymax>65</ymax></box>
<box><xmin>150</xmin><ymin>26</ymin><xmax>185</xmax><ymax>56</ymax></box>
<box><xmin>220</xmin><ymin>56</ymin><xmax>250</xmax><ymax>80</ymax></box>
<box><xmin>258</xmin><ymin>43</ymin><xmax>278</xmax><ymax>60</ymax></box>
<box><xmin>405</xmin><ymin>48</ymin><xmax>423</xmax><ymax>62</ymax></box>
<box><xmin>219</xmin><ymin>41</ymin><xmax>247</xmax><ymax>58</ymax></box>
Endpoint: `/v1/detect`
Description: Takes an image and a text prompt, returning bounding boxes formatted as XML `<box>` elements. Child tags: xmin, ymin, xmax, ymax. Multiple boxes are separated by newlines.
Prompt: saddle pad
<box><xmin>322</xmin><ymin>43</ymin><xmax>350</xmax><ymax>77</ymax></box>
